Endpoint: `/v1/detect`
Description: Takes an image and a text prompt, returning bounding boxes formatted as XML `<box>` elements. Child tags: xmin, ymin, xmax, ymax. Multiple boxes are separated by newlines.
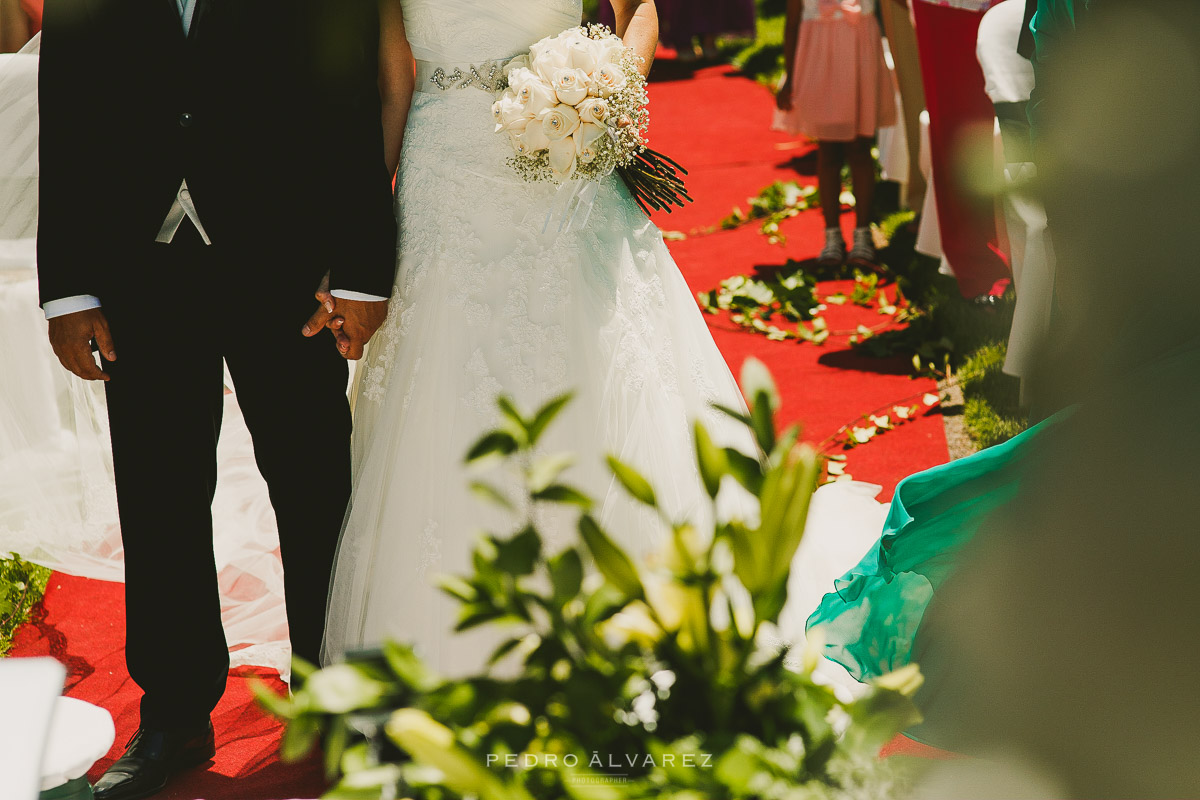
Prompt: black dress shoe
<box><xmin>92</xmin><ymin>722</ymin><xmax>216</xmax><ymax>800</ymax></box>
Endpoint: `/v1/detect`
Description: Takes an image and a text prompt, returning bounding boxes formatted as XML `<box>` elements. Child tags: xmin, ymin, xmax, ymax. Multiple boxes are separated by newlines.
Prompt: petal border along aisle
<box><xmin>10</xmin><ymin>59</ymin><xmax>954</xmax><ymax>797</ymax></box>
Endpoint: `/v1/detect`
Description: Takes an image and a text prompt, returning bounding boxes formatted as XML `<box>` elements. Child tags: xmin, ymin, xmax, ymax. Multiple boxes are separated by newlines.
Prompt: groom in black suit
<box><xmin>37</xmin><ymin>1</ymin><xmax>396</xmax><ymax>797</ymax></box>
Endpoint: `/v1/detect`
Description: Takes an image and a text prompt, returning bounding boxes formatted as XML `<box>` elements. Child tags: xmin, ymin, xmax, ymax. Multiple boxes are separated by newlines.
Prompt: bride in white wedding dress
<box><xmin>321</xmin><ymin>0</ymin><xmax>765</xmax><ymax>672</ymax></box>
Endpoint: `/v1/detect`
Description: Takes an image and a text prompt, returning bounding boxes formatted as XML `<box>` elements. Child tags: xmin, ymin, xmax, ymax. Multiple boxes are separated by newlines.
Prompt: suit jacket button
<box><xmin>179</xmin><ymin>112</ymin><xmax>194</xmax><ymax>128</ymax></box>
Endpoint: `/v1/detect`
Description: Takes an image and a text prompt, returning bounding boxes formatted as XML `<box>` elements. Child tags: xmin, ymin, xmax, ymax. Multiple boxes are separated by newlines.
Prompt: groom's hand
<box><xmin>302</xmin><ymin>294</ymin><xmax>388</xmax><ymax>360</ymax></box>
<box><xmin>48</xmin><ymin>308</ymin><xmax>116</xmax><ymax>382</ymax></box>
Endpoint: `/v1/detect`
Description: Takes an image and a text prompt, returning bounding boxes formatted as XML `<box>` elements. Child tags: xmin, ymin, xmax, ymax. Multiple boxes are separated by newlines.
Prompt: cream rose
<box><xmin>547</xmin><ymin>136</ymin><xmax>577</xmax><ymax>179</ymax></box>
<box><xmin>593</xmin><ymin>62</ymin><xmax>628</xmax><ymax>97</ymax></box>
<box><xmin>577</xmin><ymin>97</ymin><xmax>610</xmax><ymax>126</ymax></box>
<box><xmin>521</xmin><ymin>118</ymin><xmax>551</xmax><ymax>152</ymax></box>
<box><xmin>491</xmin><ymin>95</ymin><xmax>529</xmax><ymax>133</ymax></box>
<box><xmin>507</xmin><ymin>68</ymin><xmax>557</xmax><ymax>117</ymax></box>
<box><xmin>530</xmin><ymin>37</ymin><xmax>570</xmax><ymax>80</ymax></box>
<box><xmin>574</xmin><ymin>122</ymin><xmax>606</xmax><ymax>164</ymax></box>
<box><xmin>540</xmin><ymin>103</ymin><xmax>581</xmax><ymax>142</ymax></box>
<box><xmin>592</xmin><ymin>36</ymin><xmax>627</xmax><ymax>67</ymax></box>
<box><xmin>551</xmin><ymin>67</ymin><xmax>591</xmax><ymax>106</ymax></box>
<box><xmin>503</xmin><ymin>54</ymin><xmax>531</xmax><ymax>78</ymax></box>
<box><xmin>509</xmin><ymin>130</ymin><xmax>532</xmax><ymax>157</ymax></box>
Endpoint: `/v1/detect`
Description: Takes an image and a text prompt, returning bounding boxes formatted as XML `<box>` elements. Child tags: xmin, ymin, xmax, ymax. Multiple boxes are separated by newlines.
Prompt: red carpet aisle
<box><xmin>646</xmin><ymin>63</ymin><xmax>949</xmax><ymax>501</ymax></box>
<box><xmin>11</xmin><ymin>61</ymin><xmax>954</xmax><ymax>798</ymax></box>
<box><xmin>647</xmin><ymin>63</ymin><xmax>954</xmax><ymax>762</ymax></box>
<box><xmin>12</xmin><ymin>573</ymin><xmax>324</xmax><ymax>799</ymax></box>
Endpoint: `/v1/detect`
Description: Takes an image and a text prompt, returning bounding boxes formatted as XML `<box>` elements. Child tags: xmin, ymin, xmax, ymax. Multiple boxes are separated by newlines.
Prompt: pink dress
<box><xmin>773</xmin><ymin>0</ymin><xmax>897</xmax><ymax>142</ymax></box>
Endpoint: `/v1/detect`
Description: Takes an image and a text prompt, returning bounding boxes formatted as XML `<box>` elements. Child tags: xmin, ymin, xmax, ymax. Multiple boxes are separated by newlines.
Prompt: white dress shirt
<box><xmin>41</xmin><ymin>0</ymin><xmax>387</xmax><ymax>319</ymax></box>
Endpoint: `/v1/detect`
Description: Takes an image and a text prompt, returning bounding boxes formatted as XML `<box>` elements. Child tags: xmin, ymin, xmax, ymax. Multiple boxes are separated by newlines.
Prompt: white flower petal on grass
<box><xmin>851</xmin><ymin>426</ymin><xmax>877</xmax><ymax>444</ymax></box>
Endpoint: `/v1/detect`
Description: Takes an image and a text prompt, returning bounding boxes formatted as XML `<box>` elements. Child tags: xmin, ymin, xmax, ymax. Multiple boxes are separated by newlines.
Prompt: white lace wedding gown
<box><xmin>322</xmin><ymin>0</ymin><xmax>765</xmax><ymax>673</ymax></box>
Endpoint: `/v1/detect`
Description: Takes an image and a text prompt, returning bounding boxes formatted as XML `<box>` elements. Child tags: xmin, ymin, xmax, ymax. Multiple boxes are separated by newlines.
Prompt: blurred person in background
<box><xmin>910</xmin><ymin>0</ymin><xmax>1012</xmax><ymax>301</ymax></box>
<box><xmin>773</xmin><ymin>0</ymin><xmax>897</xmax><ymax>268</ymax></box>
<box><xmin>812</xmin><ymin>6</ymin><xmax>1200</xmax><ymax>793</ymax></box>
<box><xmin>879</xmin><ymin>0</ymin><xmax>927</xmax><ymax>209</ymax></box>
<box><xmin>600</xmin><ymin>0</ymin><xmax>755</xmax><ymax>61</ymax></box>
<box><xmin>0</xmin><ymin>0</ymin><xmax>40</xmax><ymax>52</ymax></box>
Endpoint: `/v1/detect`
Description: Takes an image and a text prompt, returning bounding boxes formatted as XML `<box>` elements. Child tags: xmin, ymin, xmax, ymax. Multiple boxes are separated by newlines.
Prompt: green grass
<box><xmin>959</xmin><ymin>342</ymin><xmax>1028</xmax><ymax>449</ymax></box>
<box><xmin>731</xmin><ymin>10</ymin><xmax>787</xmax><ymax>86</ymax></box>
<box><xmin>0</xmin><ymin>554</ymin><xmax>51</xmax><ymax>657</ymax></box>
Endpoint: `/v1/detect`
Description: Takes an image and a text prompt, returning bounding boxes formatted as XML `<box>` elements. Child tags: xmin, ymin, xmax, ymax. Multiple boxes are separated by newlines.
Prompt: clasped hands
<box><xmin>302</xmin><ymin>282</ymin><xmax>388</xmax><ymax>361</ymax></box>
<box><xmin>48</xmin><ymin>282</ymin><xmax>386</xmax><ymax>383</ymax></box>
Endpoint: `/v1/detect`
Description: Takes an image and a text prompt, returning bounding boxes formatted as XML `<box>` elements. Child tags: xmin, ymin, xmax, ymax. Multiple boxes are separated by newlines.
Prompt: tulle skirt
<box><xmin>773</xmin><ymin>16</ymin><xmax>898</xmax><ymax>142</ymax></box>
<box><xmin>321</xmin><ymin>89</ymin><xmax>757</xmax><ymax>675</ymax></box>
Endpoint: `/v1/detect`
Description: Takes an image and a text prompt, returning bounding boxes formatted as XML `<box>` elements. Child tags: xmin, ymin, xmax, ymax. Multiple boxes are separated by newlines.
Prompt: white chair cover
<box><xmin>977</xmin><ymin>0</ymin><xmax>1056</xmax><ymax>393</ymax></box>
<box><xmin>0</xmin><ymin>658</ymin><xmax>66</xmax><ymax>800</ymax></box>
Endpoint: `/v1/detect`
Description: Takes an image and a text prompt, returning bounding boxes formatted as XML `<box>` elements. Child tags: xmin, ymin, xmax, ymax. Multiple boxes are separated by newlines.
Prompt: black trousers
<box><xmin>101</xmin><ymin>224</ymin><xmax>351</xmax><ymax>728</ymax></box>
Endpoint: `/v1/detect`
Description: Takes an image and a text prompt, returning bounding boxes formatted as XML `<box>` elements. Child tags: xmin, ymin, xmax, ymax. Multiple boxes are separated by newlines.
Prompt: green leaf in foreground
<box><xmin>605</xmin><ymin>455</ymin><xmax>658</xmax><ymax>507</ymax></box>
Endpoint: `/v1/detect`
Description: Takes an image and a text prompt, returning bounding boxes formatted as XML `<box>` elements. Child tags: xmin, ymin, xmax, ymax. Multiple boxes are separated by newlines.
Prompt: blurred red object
<box><xmin>21</xmin><ymin>0</ymin><xmax>41</xmax><ymax>33</ymax></box>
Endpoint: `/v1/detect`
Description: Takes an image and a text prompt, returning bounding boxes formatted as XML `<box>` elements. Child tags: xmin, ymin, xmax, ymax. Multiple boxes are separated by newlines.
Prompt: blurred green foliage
<box><xmin>259</xmin><ymin>366</ymin><xmax>925</xmax><ymax>799</ymax></box>
<box><xmin>0</xmin><ymin>553</ymin><xmax>51</xmax><ymax>657</ymax></box>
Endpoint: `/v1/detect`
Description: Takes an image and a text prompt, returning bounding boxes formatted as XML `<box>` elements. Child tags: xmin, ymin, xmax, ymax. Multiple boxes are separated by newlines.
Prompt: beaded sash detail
<box><xmin>415</xmin><ymin>58</ymin><xmax>513</xmax><ymax>94</ymax></box>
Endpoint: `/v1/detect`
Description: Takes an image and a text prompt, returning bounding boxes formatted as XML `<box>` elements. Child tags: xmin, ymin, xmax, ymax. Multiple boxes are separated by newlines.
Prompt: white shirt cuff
<box><xmin>330</xmin><ymin>289</ymin><xmax>389</xmax><ymax>302</ymax></box>
<box><xmin>43</xmin><ymin>295</ymin><xmax>102</xmax><ymax>320</ymax></box>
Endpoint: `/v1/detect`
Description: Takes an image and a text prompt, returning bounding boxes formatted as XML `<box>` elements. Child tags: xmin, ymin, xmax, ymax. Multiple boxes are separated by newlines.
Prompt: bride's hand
<box><xmin>302</xmin><ymin>287</ymin><xmax>342</xmax><ymax>338</ymax></box>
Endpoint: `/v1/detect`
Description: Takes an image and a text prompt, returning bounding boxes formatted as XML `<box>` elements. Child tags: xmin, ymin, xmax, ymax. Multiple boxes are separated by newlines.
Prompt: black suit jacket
<box><xmin>37</xmin><ymin>0</ymin><xmax>398</xmax><ymax>305</ymax></box>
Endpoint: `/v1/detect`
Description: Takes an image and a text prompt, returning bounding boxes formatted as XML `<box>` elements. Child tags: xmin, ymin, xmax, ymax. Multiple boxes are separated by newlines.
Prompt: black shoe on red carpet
<box><xmin>92</xmin><ymin>722</ymin><xmax>216</xmax><ymax>800</ymax></box>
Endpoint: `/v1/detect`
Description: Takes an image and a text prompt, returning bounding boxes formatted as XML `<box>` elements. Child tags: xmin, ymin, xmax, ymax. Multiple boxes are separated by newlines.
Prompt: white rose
<box><xmin>594</xmin><ymin>62</ymin><xmax>628</xmax><ymax>97</ymax></box>
<box><xmin>530</xmin><ymin>38</ymin><xmax>570</xmax><ymax>80</ymax></box>
<box><xmin>540</xmin><ymin>103</ymin><xmax>581</xmax><ymax>142</ymax></box>
<box><xmin>591</xmin><ymin>36</ymin><xmax>626</xmax><ymax>67</ymax></box>
<box><xmin>509</xmin><ymin>130</ymin><xmax>532</xmax><ymax>157</ymax></box>
<box><xmin>557</xmin><ymin>27</ymin><xmax>592</xmax><ymax>53</ymax></box>
<box><xmin>522</xmin><ymin>118</ymin><xmax>551</xmax><ymax>152</ymax></box>
<box><xmin>503</xmin><ymin>54</ymin><xmax>531</xmax><ymax>78</ymax></box>
<box><xmin>492</xmin><ymin>95</ymin><xmax>529</xmax><ymax>133</ymax></box>
<box><xmin>577</xmin><ymin>97</ymin><xmax>611</xmax><ymax>126</ymax></box>
<box><xmin>551</xmin><ymin>67</ymin><xmax>590</xmax><ymax>106</ymax></box>
<box><xmin>574</xmin><ymin>122</ymin><xmax>606</xmax><ymax>163</ymax></box>
<box><xmin>567</xmin><ymin>36</ymin><xmax>601</xmax><ymax>74</ymax></box>
<box><xmin>508</xmin><ymin>68</ymin><xmax>557</xmax><ymax>117</ymax></box>
<box><xmin>548</xmin><ymin>136</ymin><xmax>577</xmax><ymax>179</ymax></box>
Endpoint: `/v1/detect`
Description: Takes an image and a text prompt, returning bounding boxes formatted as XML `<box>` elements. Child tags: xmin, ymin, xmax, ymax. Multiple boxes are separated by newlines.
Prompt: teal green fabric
<box><xmin>1027</xmin><ymin>0</ymin><xmax>1093</xmax><ymax>138</ymax></box>
<box><xmin>807</xmin><ymin>409</ymin><xmax>1072</xmax><ymax>681</ymax></box>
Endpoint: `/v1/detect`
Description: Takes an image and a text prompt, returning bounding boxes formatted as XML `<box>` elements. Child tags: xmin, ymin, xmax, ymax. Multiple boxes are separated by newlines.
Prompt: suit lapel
<box><xmin>186</xmin><ymin>0</ymin><xmax>214</xmax><ymax>43</ymax></box>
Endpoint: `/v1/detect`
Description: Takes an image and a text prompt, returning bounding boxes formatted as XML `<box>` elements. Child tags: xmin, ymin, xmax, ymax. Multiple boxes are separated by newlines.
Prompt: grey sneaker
<box><xmin>848</xmin><ymin>227</ymin><xmax>879</xmax><ymax>269</ymax></box>
<box><xmin>818</xmin><ymin>228</ymin><xmax>846</xmax><ymax>268</ymax></box>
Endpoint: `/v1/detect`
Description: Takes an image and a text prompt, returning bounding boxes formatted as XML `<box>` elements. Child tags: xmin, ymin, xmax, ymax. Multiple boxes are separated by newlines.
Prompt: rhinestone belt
<box><xmin>414</xmin><ymin>57</ymin><xmax>514</xmax><ymax>95</ymax></box>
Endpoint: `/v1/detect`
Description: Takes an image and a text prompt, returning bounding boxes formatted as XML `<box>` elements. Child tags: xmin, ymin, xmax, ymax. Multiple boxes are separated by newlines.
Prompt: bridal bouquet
<box><xmin>493</xmin><ymin>25</ymin><xmax>691</xmax><ymax>214</ymax></box>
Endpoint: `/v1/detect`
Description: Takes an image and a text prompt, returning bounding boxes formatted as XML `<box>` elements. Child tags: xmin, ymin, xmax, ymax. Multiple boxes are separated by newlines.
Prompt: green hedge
<box><xmin>0</xmin><ymin>554</ymin><xmax>51</xmax><ymax>657</ymax></box>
